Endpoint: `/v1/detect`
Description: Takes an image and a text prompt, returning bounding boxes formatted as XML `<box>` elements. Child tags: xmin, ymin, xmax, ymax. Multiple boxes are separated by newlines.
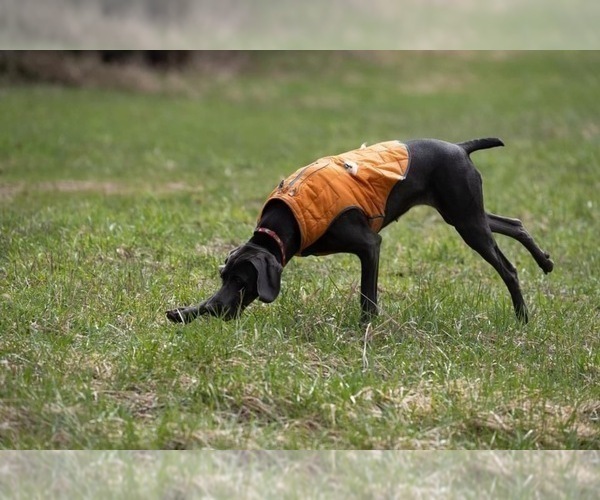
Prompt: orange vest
<box><xmin>262</xmin><ymin>140</ymin><xmax>410</xmax><ymax>253</ymax></box>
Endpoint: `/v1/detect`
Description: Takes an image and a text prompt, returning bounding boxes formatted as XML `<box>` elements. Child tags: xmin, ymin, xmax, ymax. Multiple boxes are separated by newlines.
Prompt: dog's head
<box><xmin>199</xmin><ymin>243</ymin><xmax>283</xmax><ymax>320</ymax></box>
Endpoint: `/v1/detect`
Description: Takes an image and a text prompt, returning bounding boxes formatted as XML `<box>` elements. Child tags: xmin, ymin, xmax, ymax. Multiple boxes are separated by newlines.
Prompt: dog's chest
<box><xmin>263</xmin><ymin>141</ymin><xmax>411</xmax><ymax>252</ymax></box>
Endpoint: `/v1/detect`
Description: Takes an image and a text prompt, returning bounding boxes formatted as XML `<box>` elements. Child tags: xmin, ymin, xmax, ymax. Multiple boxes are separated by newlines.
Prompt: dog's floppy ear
<box><xmin>251</xmin><ymin>253</ymin><xmax>283</xmax><ymax>303</ymax></box>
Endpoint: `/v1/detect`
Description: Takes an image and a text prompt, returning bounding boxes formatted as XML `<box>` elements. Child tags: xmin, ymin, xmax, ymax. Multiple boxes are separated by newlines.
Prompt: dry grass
<box><xmin>470</xmin><ymin>399</ymin><xmax>600</xmax><ymax>449</ymax></box>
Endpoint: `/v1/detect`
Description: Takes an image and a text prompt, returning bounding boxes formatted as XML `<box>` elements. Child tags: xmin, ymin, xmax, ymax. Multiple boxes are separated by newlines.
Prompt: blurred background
<box><xmin>1</xmin><ymin>0</ymin><xmax>597</xmax><ymax>49</ymax></box>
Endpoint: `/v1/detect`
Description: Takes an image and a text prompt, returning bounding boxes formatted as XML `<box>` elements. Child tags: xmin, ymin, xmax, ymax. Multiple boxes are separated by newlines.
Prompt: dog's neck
<box><xmin>250</xmin><ymin>201</ymin><xmax>301</xmax><ymax>266</ymax></box>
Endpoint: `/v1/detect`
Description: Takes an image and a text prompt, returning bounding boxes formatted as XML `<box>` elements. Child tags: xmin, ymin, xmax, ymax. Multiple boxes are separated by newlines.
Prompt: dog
<box><xmin>166</xmin><ymin>138</ymin><xmax>553</xmax><ymax>324</ymax></box>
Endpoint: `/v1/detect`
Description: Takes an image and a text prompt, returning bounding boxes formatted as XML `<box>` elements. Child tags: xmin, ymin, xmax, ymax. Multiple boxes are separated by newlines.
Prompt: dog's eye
<box><xmin>232</xmin><ymin>276</ymin><xmax>245</xmax><ymax>287</ymax></box>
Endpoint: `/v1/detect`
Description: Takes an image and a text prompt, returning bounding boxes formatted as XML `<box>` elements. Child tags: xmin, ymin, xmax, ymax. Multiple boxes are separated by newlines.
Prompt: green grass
<box><xmin>1</xmin><ymin>52</ymin><xmax>599</xmax><ymax>449</ymax></box>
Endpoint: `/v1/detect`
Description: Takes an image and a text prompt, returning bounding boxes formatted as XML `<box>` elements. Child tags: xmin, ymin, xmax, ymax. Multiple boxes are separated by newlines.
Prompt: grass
<box><xmin>0</xmin><ymin>51</ymin><xmax>599</xmax><ymax>449</ymax></box>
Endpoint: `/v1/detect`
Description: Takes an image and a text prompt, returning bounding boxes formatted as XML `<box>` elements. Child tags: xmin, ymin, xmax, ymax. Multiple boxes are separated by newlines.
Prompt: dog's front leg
<box><xmin>307</xmin><ymin>210</ymin><xmax>383</xmax><ymax>323</ymax></box>
<box><xmin>357</xmin><ymin>233</ymin><xmax>382</xmax><ymax>322</ymax></box>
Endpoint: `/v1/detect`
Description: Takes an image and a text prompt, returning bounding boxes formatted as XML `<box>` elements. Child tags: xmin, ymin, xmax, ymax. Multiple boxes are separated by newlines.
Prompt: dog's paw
<box><xmin>516</xmin><ymin>304</ymin><xmax>530</xmax><ymax>324</ymax></box>
<box><xmin>166</xmin><ymin>308</ymin><xmax>186</xmax><ymax>323</ymax></box>
<box><xmin>541</xmin><ymin>253</ymin><xmax>554</xmax><ymax>274</ymax></box>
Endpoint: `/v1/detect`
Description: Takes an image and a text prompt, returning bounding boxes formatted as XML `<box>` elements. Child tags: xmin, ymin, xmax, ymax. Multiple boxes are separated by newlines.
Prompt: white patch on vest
<box><xmin>360</xmin><ymin>142</ymin><xmax>367</xmax><ymax>149</ymax></box>
<box><xmin>343</xmin><ymin>160</ymin><xmax>359</xmax><ymax>176</ymax></box>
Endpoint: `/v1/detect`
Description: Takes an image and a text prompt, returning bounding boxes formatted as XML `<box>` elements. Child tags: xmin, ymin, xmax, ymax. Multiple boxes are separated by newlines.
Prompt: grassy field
<box><xmin>0</xmin><ymin>52</ymin><xmax>599</xmax><ymax>450</ymax></box>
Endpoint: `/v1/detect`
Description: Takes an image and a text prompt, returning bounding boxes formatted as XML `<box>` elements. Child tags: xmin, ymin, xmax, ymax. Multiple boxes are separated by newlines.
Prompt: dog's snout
<box><xmin>203</xmin><ymin>298</ymin><xmax>239</xmax><ymax>321</ymax></box>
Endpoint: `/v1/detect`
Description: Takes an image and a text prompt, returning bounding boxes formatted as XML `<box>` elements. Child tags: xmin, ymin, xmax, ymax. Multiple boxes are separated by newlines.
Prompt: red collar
<box><xmin>254</xmin><ymin>227</ymin><xmax>286</xmax><ymax>266</ymax></box>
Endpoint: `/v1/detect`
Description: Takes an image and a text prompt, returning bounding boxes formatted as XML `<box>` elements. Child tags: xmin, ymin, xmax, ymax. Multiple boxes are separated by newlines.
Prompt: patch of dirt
<box><xmin>0</xmin><ymin>183</ymin><xmax>23</xmax><ymax>201</ymax></box>
<box><xmin>0</xmin><ymin>180</ymin><xmax>203</xmax><ymax>201</ymax></box>
<box><xmin>38</xmin><ymin>180</ymin><xmax>127</xmax><ymax>195</ymax></box>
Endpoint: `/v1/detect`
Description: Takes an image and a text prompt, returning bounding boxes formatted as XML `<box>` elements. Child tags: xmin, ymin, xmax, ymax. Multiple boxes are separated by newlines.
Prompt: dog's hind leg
<box><xmin>487</xmin><ymin>213</ymin><xmax>554</xmax><ymax>274</ymax></box>
<box><xmin>428</xmin><ymin>156</ymin><xmax>529</xmax><ymax>321</ymax></box>
<box><xmin>454</xmin><ymin>219</ymin><xmax>529</xmax><ymax>322</ymax></box>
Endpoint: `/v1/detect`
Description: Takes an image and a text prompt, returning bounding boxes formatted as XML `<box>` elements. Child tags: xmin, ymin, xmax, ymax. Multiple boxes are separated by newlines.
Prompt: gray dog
<box><xmin>167</xmin><ymin>138</ymin><xmax>553</xmax><ymax>324</ymax></box>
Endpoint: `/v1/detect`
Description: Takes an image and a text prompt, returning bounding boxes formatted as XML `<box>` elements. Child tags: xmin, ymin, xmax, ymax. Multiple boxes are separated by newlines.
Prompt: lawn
<box><xmin>0</xmin><ymin>51</ymin><xmax>598</xmax><ymax>449</ymax></box>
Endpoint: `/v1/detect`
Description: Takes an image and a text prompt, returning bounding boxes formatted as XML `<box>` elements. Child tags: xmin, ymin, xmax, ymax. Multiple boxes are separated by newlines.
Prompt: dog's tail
<box><xmin>457</xmin><ymin>138</ymin><xmax>504</xmax><ymax>155</ymax></box>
